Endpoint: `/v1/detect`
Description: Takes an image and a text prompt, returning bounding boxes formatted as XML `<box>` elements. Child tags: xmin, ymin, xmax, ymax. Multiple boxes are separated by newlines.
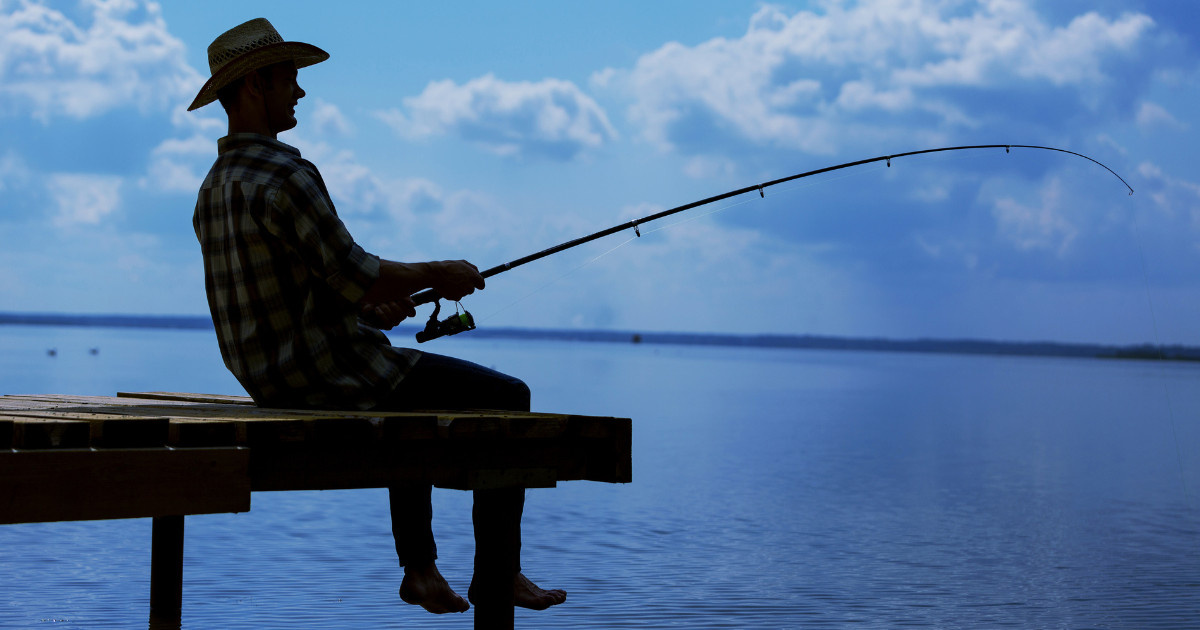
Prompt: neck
<box><xmin>227</xmin><ymin>112</ymin><xmax>274</xmax><ymax>138</ymax></box>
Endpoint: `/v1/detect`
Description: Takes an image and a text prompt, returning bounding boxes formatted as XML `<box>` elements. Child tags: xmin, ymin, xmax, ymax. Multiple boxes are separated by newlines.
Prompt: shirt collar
<box><xmin>217</xmin><ymin>133</ymin><xmax>301</xmax><ymax>157</ymax></box>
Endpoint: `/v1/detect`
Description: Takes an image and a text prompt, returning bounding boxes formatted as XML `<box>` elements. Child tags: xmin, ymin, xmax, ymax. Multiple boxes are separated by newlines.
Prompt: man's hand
<box><xmin>428</xmin><ymin>260</ymin><xmax>485</xmax><ymax>302</ymax></box>
<box><xmin>360</xmin><ymin>297</ymin><xmax>417</xmax><ymax>330</ymax></box>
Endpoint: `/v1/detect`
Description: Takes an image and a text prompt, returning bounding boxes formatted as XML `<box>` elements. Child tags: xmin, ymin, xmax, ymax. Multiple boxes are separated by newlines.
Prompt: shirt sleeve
<box><xmin>267</xmin><ymin>167</ymin><xmax>380</xmax><ymax>304</ymax></box>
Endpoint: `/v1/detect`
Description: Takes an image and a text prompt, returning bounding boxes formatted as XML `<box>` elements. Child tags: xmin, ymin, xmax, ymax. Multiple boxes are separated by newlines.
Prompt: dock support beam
<box><xmin>149</xmin><ymin>515</ymin><xmax>185</xmax><ymax>627</ymax></box>
<box><xmin>472</xmin><ymin>488</ymin><xmax>520</xmax><ymax>629</ymax></box>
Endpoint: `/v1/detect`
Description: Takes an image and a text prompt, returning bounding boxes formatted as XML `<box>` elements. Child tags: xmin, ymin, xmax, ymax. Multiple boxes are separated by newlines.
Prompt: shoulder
<box><xmin>204</xmin><ymin>135</ymin><xmax>314</xmax><ymax>190</ymax></box>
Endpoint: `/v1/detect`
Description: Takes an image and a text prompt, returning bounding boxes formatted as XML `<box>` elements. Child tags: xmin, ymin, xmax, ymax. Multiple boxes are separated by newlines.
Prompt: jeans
<box><xmin>374</xmin><ymin>352</ymin><xmax>530</xmax><ymax>573</ymax></box>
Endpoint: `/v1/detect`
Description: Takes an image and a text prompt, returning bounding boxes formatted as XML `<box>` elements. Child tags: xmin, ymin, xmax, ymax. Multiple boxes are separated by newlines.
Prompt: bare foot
<box><xmin>469</xmin><ymin>573</ymin><xmax>567</xmax><ymax>610</ymax></box>
<box><xmin>399</xmin><ymin>562</ymin><xmax>470</xmax><ymax>614</ymax></box>
<box><xmin>514</xmin><ymin>573</ymin><xmax>567</xmax><ymax>610</ymax></box>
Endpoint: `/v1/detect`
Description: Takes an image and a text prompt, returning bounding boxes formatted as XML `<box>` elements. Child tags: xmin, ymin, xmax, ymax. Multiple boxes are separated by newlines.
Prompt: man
<box><xmin>188</xmin><ymin>18</ymin><xmax>566</xmax><ymax>615</ymax></box>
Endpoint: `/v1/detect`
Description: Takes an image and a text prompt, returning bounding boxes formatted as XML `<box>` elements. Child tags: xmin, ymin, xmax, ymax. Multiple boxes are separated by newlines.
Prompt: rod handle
<box><xmin>411</xmin><ymin>288</ymin><xmax>439</xmax><ymax>306</ymax></box>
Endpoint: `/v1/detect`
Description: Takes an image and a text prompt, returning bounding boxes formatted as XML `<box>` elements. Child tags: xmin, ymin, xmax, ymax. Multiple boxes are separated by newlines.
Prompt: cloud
<box><xmin>48</xmin><ymin>172</ymin><xmax>122</xmax><ymax>227</ymax></box>
<box><xmin>604</xmin><ymin>1</ymin><xmax>1156</xmax><ymax>155</ymax></box>
<box><xmin>683</xmin><ymin>154</ymin><xmax>737</xmax><ymax>180</ymax></box>
<box><xmin>376</xmin><ymin>73</ymin><xmax>617</xmax><ymax>160</ymax></box>
<box><xmin>311</xmin><ymin>98</ymin><xmax>353</xmax><ymax>136</ymax></box>
<box><xmin>1135</xmin><ymin>101</ymin><xmax>1185</xmax><ymax>131</ymax></box>
<box><xmin>0</xmin><ymin>149</ymin><xmax>31</xmax><ymax>191</ymax></box>
<box><xmin>140</xmin><ymin>133</ymin><xmax>211</xmax><ymax>192</ymax></box>
<box><xmin>990</xmin><ymin>177</ymin><xmax>1077</xmax><ymax>256</ymax></box>
<box><xmin>299</xmin><ymin>140</ymin><xmax>443</xmax><ymax>220</ymax></box>
<box><xmin>291</xmin><ymin>138</ymin><xmax>526</xmax><ymax>263</ymax></box>
<box><xmin>0</xmin><ymin>0</ymin><xmax>203</xmax><ymax>121</ymax></box>
<box><xmin>1136</xmin><ymin>161</ymin><xmax>1200</xmax><ymax>232</ymax></box>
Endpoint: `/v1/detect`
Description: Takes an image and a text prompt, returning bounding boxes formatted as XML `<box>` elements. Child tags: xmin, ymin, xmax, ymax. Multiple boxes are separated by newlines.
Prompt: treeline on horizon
<box><xmin>2</xmin><ymin>311</ymin><xmax>1198</xmax><ymax>362</ymax></box>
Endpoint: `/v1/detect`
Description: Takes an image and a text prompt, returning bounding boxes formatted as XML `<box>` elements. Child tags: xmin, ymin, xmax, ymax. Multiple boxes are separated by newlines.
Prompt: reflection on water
<box><xmin>1</xmin><ymin>327</ymin><xmax>1198</xmax><ymax>628</ymax></box>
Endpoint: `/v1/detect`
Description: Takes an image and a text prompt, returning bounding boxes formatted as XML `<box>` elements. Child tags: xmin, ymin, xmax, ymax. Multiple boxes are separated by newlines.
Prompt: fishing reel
<box><xmin>415</xmin><ymin>300</ymin><xmax>476</xmax><ymax>343</ymax></box>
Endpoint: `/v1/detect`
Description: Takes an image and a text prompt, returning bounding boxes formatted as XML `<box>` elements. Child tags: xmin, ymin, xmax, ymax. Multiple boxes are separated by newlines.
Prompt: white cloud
<box><xmin>991</xmin><ymin>178</ymin><xmax>1077</xmax><ymax>256</ymax></box>
<box><xmin>893</xmin><ymin>5</ymin><xmax>1152</xmax><ymax>88</ymax></box>
<box><xmin>0</xmin><ymin>0</ymin><xmax>203</xmax><ymax>120</ymax></box>
<box><xmin>606</xmin><ymin>1</ymin><xmax>1155</xmax><ymax>154</ymax></box>
<box><xmin>376</xmin><ymin>73</ymin><xmax>617</xmax><ymax>160</ymax></box>
<box><xmin>292</xmin><ymin>139</ymin><xmax>526</xmax><ymax>262</ymax></box>
<box><xmin>48</xmin><ymin>172</ymin><xmax>122</xmax><ymax>227</ymax></box>
<box><xmin>1135</xmin><ymin>101</ymin><xmax>1185</xmax><ymax>131</ymax></box>
<box><xmin>683</xmin><ymin>154</ymin><xmax>737</xmax><ymax>180</ymax></box>
<box><xmin>139</xmin><ymin>133</ymin><xmax>211</xmax><ymax>192</ymax></box>
<box><xmin>311</xmin><ymin>98</ymin><xmax>353</xmax><ymax>136</ymax></box>
<box><xmin>299</xmin><ymin>140</ymin><xmax>442</xmax><ymax>219</ymax></box>
<box><xmin>1136</xmin><ymin>161</ymin><xmax>1200</xmax><ymax>230</ymax></box>
<box><xmin>0</xmin><ymin>149</ymin><xmax>31</xmax><ymax>191</ymax></box>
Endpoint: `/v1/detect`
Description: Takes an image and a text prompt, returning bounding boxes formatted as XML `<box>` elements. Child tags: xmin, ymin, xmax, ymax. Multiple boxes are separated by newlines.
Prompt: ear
<box><xmin>243</xmin><ymin>69</ymin><xmax>267</xmax><ymax>99</ymax></box>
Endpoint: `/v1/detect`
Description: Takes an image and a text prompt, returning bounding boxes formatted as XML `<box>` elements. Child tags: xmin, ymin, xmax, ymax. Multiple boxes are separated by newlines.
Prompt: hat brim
<box><xmin>188</xmin><ymin>41</ymin><xmax>329</xmax><ymax>111</ymax></box>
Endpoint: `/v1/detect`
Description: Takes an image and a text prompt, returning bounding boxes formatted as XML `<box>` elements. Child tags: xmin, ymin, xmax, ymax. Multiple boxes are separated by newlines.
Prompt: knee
<box><xmin>509</xmin><ymin>377</ymin><xmax>531</xmax><ymax>412</ymax></box>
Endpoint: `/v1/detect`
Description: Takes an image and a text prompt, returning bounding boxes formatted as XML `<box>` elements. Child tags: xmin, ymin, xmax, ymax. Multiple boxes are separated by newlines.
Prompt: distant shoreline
<box><xmin>2</xmin><ymin>311</ymin><xmax>1198</xmax><ymax>363</ymax></box>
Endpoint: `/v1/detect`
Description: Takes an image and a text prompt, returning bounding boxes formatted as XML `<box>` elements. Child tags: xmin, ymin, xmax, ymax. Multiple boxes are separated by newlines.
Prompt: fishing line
<box><xmin>1129</xmin><ymin>203</ymin><xmax>1196</xmax><ymax>528</ymax></box>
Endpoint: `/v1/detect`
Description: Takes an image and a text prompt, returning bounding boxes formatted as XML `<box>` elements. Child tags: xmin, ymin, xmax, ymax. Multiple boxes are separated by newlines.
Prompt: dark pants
<box><xmin>374</xmin><ymin>352</ymin><xmax>530</xmax><ymax>574</ymax></box>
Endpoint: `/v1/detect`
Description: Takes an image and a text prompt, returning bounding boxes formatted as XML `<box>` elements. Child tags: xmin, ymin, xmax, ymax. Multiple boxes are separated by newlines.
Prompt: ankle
<box><xmin>403</xmin><ymin>561</ymin><xmax>439</xmax><ymax>579</ymax></box>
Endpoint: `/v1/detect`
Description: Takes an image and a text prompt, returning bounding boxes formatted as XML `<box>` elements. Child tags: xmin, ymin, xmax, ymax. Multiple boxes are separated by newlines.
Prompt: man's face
<box><xmin>262</xmin><ymin>62</ymin><xmax>304</xmax><ymax>134</ymax></box>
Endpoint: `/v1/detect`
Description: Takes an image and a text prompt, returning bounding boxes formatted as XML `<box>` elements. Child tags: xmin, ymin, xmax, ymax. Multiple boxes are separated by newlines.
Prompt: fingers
<box><xmin>362</xmin><ymin>298</ymin><xmax>417</xmax><ymax>330</ymax></box>
<box><xmin>378</xmin><ymin>302</ymin><xmax>416</xmax><ymax>324</ymax></box>
<box><xmin>395</xmin><ymin>296</ymin><xmax>417</xmax><ymax>317</ymax></box>
<box><xmin>433</xmin><ymin>260</ymin><xmax>485</xmax><ymax>301</ymax></box>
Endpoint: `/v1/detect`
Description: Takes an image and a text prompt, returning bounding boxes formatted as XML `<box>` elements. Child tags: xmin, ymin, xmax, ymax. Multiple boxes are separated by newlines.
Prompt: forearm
<box><xmin>360</xmin><ymin>258</ymin><xmax>484</xmax><ymax>305</ymax></box>
<box><xmin>361</xmin><ymin>260</ymin><xmax>434</xmax><ymax>304</ymax></box>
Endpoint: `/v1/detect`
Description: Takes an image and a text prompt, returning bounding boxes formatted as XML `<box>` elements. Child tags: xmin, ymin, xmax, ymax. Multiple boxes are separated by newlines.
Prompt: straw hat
<box><xmin>188</xmin><ymin>18</ymin><xmax>328</xmax><ymax>111</ymax></box>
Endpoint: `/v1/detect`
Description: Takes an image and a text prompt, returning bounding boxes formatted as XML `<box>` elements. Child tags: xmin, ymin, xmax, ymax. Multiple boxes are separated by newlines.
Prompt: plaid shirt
<box><xmin>193</xmin><ymin>134</ymin><xmax>418</xmax><ymax>409</ymax></box>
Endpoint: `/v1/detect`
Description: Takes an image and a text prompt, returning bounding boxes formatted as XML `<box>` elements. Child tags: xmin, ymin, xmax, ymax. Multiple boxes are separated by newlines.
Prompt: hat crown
<box><xmin>207</xmin><ymin>18</ymin><xmax>285</xmax><ymax>74</ymax></box>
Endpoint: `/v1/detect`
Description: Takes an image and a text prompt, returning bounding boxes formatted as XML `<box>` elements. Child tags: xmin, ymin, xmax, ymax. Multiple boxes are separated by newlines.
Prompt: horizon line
<box><xmin>1</xmin><ymin>311</ymin><xmax>1197</xmax><ymax>362</ymax></box>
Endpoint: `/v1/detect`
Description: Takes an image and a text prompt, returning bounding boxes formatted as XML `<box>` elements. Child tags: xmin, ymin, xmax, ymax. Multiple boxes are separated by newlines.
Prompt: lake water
<box><xmin>1</xmin><ymin>324</ymin><xmax>1199</xmax><ymax>629</ymax></box>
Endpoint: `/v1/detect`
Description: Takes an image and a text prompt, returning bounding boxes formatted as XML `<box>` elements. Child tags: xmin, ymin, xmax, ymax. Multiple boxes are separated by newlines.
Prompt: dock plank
<box><xmin>119</xmin><ymin>391</ymin><xmax>256</xmax><ymax>405</ymax></box>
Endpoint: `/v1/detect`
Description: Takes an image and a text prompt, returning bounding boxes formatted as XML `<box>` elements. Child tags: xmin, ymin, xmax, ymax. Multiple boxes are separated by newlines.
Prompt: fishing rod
<box><xmin>412</xmin><ymin>144</ymin><xmax>1134</xmax><ymax>342</ymax></box>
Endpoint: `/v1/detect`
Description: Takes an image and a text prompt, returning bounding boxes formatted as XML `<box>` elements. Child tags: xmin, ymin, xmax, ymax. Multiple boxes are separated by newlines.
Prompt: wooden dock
<box><xmin>0</xmin><ymin>392</ymin><xmax>632</xmax><ymax>628</ymax></box>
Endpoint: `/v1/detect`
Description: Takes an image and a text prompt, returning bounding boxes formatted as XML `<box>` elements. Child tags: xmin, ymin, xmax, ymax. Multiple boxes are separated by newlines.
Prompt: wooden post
<box><xmin>149</xmin><ymin>515</ymin><xmax>185</xmax><ymax>626</ymax></box>
<box><xmin>472</xmin><ymin>488</ymin><xmax>520</xmax><ymax>630</ymax></box>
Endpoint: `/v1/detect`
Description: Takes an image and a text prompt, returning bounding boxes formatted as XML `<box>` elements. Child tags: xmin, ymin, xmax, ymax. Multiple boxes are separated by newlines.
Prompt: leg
<box><xmin>380</xmin><ymin>353</ymin><xmax>564</xmax><ymax>617</ymax></box>
<box><xmin>380</xmin><ymin>350</ymin><xmax>530</xmax><ymax>563</ymax></box>
<box><xmin>390</xmin><ymin>484</ymin><xmax>469</xmax><ymax>613</ymax></box>
<box><xmin>381</xmin><ymin>352</ymin><xmax>532</xmax><ymax>413</ymax></box>
<box><xmin>470</xmin><ymin>488</ymin><xmax>566</xmax><ymax>619</ymax></box>
<box><xmin>380</xmin><ymin>352</ymin><xmax>528</xmax><ymax>615</ymax></box>
<box><xmin>389</xmin><ymin>484</ymin><xmax>436</xmax><ymax>568</ymax></box>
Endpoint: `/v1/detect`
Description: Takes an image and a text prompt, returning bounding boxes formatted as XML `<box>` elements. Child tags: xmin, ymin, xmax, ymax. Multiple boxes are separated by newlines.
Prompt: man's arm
<box><xmin>363</xmin><ymin>259</ymin><xmax>485</xmax><ymax>304</ymax></box>
<box><xmin>358</xmin><ymin>259</ymin><xmax>485</xmax><ymax>329</ymax></box>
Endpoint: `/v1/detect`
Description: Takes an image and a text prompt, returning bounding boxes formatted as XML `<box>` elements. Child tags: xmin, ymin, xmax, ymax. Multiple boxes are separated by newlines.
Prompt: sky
<box><xmin>1</xmin><ymin>0</ymin><xmax>1198</xmax><ymax>346</ymax></box>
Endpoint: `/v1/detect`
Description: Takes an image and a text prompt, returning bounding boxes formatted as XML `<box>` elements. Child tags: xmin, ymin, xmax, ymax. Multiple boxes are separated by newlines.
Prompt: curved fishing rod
<box><xmin>411</xmin><ymin>144</ymin><xmax>1134</xmax><ymax>341</ymax></box>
